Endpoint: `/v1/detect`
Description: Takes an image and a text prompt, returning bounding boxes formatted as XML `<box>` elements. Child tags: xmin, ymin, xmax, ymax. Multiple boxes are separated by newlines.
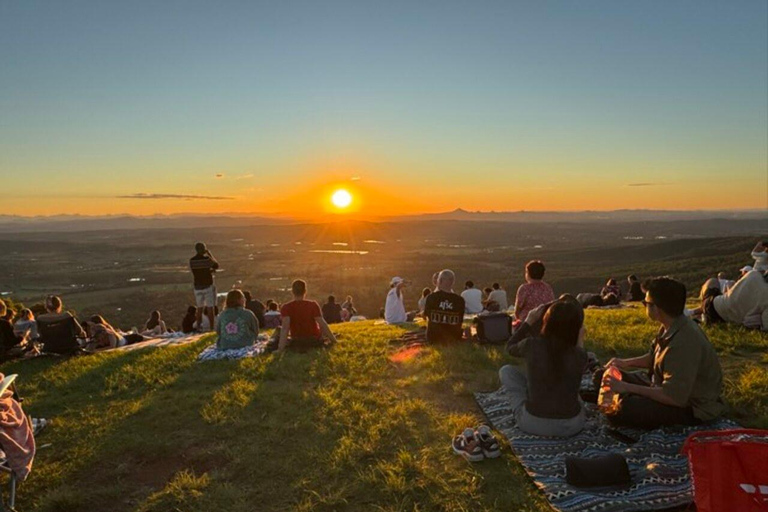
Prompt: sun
<box><xmin>331</xmin><ymin>189</ymin><xmax>353</xmax><ymax>209</ymax></box>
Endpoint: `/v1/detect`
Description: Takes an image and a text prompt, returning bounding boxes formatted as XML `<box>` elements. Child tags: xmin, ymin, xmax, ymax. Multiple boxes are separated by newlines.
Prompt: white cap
<box><xmin>740</xmin><ymin>265</ymin><xmax>753</xmax><ymax>272</ymax></box>
<box><xmin>390</xmin><ymin>276</ymin><xmax>403</xmax><ymax>286</ymax></box>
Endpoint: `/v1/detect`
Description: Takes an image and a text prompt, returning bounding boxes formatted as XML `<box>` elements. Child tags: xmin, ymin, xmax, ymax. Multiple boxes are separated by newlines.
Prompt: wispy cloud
<box><xmin>116</xmin><ymin>193</ymin><xmax>234</xmax><ymax>200</ymax></box>
<box><xmin>235</xmin><ymin>173</ymin><xmax>254</xmax><ymax>180</ymax></box>
<box><xmin>350</xmin><ymin>176</ymin><xmax>361</xmax><ymax>181</ymax></box>
<box><xmin>215</xmin><ymin>173</ymin><xmax>224</xmax><ymax>178</ymax></box>
<box><xmin>627</xmin><ymin>182</ymin><xmax>664</xmax><ymax>187</ymax></box>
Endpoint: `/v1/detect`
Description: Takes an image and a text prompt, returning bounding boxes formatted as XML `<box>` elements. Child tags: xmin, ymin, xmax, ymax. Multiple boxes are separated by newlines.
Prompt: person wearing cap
<box><xmin>740</xmin><ymin>265</ymin><xmax>753</xmax><ymax>278</ymax></box>
<box><xmin>189</xmin><ymin>242</ymin><xmax>219</xmax><ymax>331</ymax></box>
<box><xmin>385</xmin><ymin>277</ymin><xmax>408</xmax><ymax>324</ymax></box>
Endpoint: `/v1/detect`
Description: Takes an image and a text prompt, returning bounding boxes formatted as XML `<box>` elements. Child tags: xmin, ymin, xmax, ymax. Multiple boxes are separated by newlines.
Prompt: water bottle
<box><xmin>597</xmin><ymin>366</ymin><xmax>623</xmax><ymax>414</ymax></box>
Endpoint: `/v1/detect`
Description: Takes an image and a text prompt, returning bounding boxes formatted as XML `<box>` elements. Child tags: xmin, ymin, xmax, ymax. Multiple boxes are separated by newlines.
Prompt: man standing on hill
<box><xmin>424</xmin><ymin>270</ymin><xmax>465</xmax><ymax>343</ymax></box>
<box><xmin>190</xmin><ymin>242</ymin><xmax>219</xmax><ymax>332</ymax></box>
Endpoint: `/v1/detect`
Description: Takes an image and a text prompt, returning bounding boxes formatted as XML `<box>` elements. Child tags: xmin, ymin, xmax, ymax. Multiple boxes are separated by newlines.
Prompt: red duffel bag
<box><xmin>682</xmin><ymin>429</ymin><xmax>768</xmax><ymax>512</ymax></box>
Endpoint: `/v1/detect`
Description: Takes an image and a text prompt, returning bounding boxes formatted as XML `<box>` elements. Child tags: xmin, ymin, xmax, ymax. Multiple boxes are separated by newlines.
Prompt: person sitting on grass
<box><xmin>513</xmin><ymin>260</ymin><xmax>555</xmax><ymax>326</ymax></box>
<box><xmin>322</xmin><ymin>295</ymin><xmax>343</xmax><ymax>324</ymax></box>
<box><xmin>488</xmin><ymin>282</ymin><xmax>508</xmax><ymax>311</ymax></box>
<box><xmin>215</xmin><ymin>290</ymin><xmax>259</xmax><ymax>351</ymax></box>
<box><xmin>751</xmin><ymin>241</ymin><xmax>768</xmax><ymax>272</ymax></box>
<box><xmin>84</xmin><ymin>315</ymin><xmax>127</xmax><ymax>350</ymax></box>
<box><xmin>273</xmin><ymin>280</ymin><xmax>337</xmax><ymax>351</ymax></box>
<box><xmin>13</xmin><ymin>308</ymin><xmax>38</xmax><ymax>341</ymax></box>
<box><xmin>461</xmin><ymin>281</ymin><xmax>484</xmax><ymax>314</ymax></box>
<box><xmin>142</xmin><ymin>310</ymin><xmax>168</xmax><ymax>336</ymax></box>
<box><xmin>698</xmin><ymin>269</ymin><xmax>768</xmax><ymax>330</ymax></box>
<box><xmin>263</xmin><ymin>302</ymin><xmax>282</xmax><ymax>329</ymax></box>
<box><xmin>341</xmin><ymin>295</ymin><xmax>357</xmax><ymax>317</ymax></box>
<box><xmin>243</xmin><ymin>291</ymin><xmax>266</xmax><ymax>328</ymax></box>
<box><xmin>601</xmin><ymin>278</ymin><xmax>621</xmax><ymax>298</ymax></box>
<box><xmin>424</xmin><ymin>269</ymin><xmax>466</xmax><ymax>344</ymax></box>
<box><xmin>181</xmin><ymin>306</ymin><xmax>198</xmax><ymax>333</ymax></box>
<box><xmin>499</xmin><ymin>298</ymin><xmax>587</xmax><ymax>437</ymax></box>
<box><xmin>384</xmin><ymin>277</ymin><xmax>408</xmax><ymax>324</ymax></box>
<box><xmin>417</xmin><ymin>288</ymin><xmax>431</xmax><ymax>315</ymax></box>
<box><xmin>37</xmin><ymin>295</ymin><xmax>86</xmax><ymax>337</ymax></box>
<box><xmin>0</xmin><ymin>300</ymin><xmax>29</xmax><ymax>357</ymax></box>
<box><xmin>602</xmin><ymin>277</ymin><xmax>725</xmax><ymax>429</ymax></box>
<box><xmin>626</xmin><ymin>274</ymin><xmax>644</xmax><ymax>302</ymax></box>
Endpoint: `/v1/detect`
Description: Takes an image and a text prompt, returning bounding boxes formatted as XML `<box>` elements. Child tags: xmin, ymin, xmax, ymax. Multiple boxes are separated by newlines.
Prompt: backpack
<box><xmin>473</xmin><ymin>313</ymin><xmax>512</xmax><ymax>345</ymax></box>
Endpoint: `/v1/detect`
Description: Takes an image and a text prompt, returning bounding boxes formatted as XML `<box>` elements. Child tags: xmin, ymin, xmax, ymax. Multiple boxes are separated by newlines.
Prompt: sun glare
<box><xmin>331</xmin><ymin>189</ymin><xmax>353</xmax><ymax>209</ymax></box>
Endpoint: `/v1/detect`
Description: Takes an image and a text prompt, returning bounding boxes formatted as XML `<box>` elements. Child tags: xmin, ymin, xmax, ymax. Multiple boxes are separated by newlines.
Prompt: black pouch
<box><xmin>565</xmin><ymin>453</ymin><xmax>631</xmax><ymax>488</ymax></box>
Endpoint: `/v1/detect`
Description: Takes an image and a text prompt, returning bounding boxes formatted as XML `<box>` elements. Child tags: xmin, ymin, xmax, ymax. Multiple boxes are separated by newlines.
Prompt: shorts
<box><xmin>194</xmin><ymin>285</ymin><xmax>216</xmax><ymax>308</ymax></box>
<box><xmin>701</xmin><ymin>287</ymin><xmax>724</xmax><ymax>324</ymax></box>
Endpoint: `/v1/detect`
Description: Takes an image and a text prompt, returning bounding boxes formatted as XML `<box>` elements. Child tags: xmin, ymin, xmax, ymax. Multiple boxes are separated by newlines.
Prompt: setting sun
<box><xmin>331</xmin><ymin>189</ymin><xmax>352</xmax><ymax>209</ymax></box>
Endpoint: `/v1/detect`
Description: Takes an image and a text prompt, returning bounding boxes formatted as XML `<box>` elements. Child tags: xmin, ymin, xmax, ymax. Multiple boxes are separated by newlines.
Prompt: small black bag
<box><xmin>565</xmin><ymin>453</ymin><xmax>631</xmax><ymax>488</ymax></box>
<box><xmin>473</xmin><ymin>313</ymin><xmax>512</xmax><ymax>345</ymax></box>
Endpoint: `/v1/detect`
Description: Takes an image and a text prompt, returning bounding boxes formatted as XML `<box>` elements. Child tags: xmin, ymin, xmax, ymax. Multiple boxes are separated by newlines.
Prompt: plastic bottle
<box><xmin>597</xmin><ymin>366</ymin><xmax>622</xmax><ymax>414</ymax></box>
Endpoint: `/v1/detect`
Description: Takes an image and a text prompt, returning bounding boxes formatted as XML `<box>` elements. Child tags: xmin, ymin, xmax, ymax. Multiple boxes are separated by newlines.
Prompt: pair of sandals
<box><xmin>452</xmin><ymin>425</ymin><xmax>501</xmax><ymax>462</ymax></box>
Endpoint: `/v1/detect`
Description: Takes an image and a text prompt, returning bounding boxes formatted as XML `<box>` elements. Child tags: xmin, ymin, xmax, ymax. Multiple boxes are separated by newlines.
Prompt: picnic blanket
<box><xmin>105</xmin><ymin>333</ymin><xmax>205</xmax><ymax>352</ymax></box>
<box><xmin>475</xmin><ymin>388</ymin><xmax>738</xmax><ymax>512</ymax></box>
<box><xmin>586</xmin><ymin>304</ymin><xmax>632</xmax><ymax>310</ymax></box>
<box><xmin>197</xmin><ymin>335</ymin><xmax>271</xmax><ymax>361</ymax></box>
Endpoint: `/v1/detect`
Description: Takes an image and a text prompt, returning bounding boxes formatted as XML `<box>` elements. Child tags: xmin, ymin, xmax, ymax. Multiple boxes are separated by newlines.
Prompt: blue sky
<box><xmin>1</xmin><ymin>1</ymin><xmax>766</xmax><ymax>215</ymax></box>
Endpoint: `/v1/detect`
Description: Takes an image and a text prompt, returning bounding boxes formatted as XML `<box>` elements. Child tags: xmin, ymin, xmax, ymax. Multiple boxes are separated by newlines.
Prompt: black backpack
<box><xmin>473</xmin><ymin>313</ymin><xmax>512</xmax><ymax>345</ymax></box>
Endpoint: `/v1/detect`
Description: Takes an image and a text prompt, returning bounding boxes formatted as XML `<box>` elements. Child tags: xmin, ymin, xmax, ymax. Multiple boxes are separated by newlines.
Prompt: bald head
<box><xmin>437</xmin><ymin>269</ymin><xmax>455</xmax><ymax>292</ymax></box>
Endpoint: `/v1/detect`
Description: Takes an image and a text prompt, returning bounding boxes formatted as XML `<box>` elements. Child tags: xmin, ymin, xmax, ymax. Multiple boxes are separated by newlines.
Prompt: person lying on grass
<box><xmin>274</xmin><ymin>279</ymin><xmax>337</xmax><ymax>352</ymax></box>
<box><xmin>499</xmin><ymin>298</ymin><xmax>587</xmax><ymax>437</ymax></box>
<box><xmin>602</xmin><ymin>277</ymin><xmax>725</xmax><ymax>429</ymax></box>
<box><xmin>215</xmin><ymin>290</ymin><xmax>259</xmax><ymax>351</ymax></box>
<box><xmin>697</xmin><ymin>269</ymin><xmax>768</xmax><ymax>331</ymax></box>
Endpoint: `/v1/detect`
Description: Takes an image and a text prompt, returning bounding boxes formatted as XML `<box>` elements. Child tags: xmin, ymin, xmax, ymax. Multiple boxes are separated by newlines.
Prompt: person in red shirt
<box><xmin>276</xmin><ymin>280</ymin><xmax>338</xmax><ymax>351</ymax></box>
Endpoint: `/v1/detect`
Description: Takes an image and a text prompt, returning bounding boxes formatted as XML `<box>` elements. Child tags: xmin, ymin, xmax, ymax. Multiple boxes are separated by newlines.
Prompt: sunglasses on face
<box><xmin>642</xmin><ymin>300</ymin><xmax>655</xmax><ymax>307</ymax></box>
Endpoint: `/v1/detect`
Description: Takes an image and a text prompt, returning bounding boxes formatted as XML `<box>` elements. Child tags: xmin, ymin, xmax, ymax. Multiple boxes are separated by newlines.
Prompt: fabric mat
<box><xmin>197</xmin><ymin>339</ymin><xmax>270</xmax><ymax>361</ymax></box>
<box><xmin>105</xmin><ymin>333</ymin><xmax>205</xmax><ymax>352</ymax></box>
<box><xmin>475</xmin><ymin>388</ymin><xmax>738</xmax><ymax>512</ymax></box>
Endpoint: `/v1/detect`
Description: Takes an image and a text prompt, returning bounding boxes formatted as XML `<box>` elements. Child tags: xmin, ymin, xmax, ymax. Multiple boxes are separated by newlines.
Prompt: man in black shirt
<box><xmin>189</xmin><ymin>242</ymin><xmax>219</xmax><ymax>331</ymax></box>
<box><xmin>322</xmin><ymin>295</ymin><xmax>343</xmax><ymax>324</ymax></box>
<box><xmin>627</xmin><ymin>275</ymin><xmax>644</xmax><ymax>302</ymax></box>
<box><xmin>243</xmin><ymin>291</ymin><xmax>266</xmax><ymax>328</ymax></box>
<box><xmin>424</xmin><ymin>269</ymin><xmax>465</xmax><ymax>343</ymax></box>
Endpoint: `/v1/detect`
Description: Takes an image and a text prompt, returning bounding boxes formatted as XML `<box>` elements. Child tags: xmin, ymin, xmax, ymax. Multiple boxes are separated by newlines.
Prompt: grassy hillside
<box><xmin>2</xmin><ymin>307</ymin><xmax>767</xmax><ymax>511</ymax></box>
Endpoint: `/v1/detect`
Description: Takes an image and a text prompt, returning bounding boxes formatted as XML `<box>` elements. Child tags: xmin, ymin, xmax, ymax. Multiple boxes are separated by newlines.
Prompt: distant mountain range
<box><xmin>0</xmin><ymin>209</ymin><xmax>764</xmax><ymax>232</ymax></box>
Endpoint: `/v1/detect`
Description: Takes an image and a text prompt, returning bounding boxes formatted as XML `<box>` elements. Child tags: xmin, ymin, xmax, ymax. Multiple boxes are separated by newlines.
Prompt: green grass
<box><xmin>3</xmin><ymin>307</ymin><xmax>767</xmax><ymax>511</ymax></box>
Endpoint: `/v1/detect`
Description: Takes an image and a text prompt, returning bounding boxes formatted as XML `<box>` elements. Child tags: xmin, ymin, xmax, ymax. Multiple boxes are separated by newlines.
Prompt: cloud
<box><xmin>235</xmin><ymin>173</ymin><xmax>254</xmax><ymax>180</ymax></box>
<box><xmin>215</xmin><ymin>173</ymin><xmax>224</xmax><ymax>178</ymax></box>
<box><xmin>350</xmin><ymin>176</ymin><xmax>361</xmax><ymax>181</ymax></box>
<box><xmin>116</xmin><ymin>193</ymin><xmax>234</xmax><ymax>200</ymax></box>
<box><xmin>627</xmin><ymin>182</ymin><xmax>661</xmax><ymax>187</ymax></box>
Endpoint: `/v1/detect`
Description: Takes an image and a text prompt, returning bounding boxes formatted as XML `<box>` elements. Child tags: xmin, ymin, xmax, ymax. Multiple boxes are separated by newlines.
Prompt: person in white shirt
<box><xmin>461</xmin><ymin>280</ymin><xmax>484</xmax><ymax>314</ymax></box>
<box><xmin>700</xmin><ymin>270</ymin><xmax>768</xmax><ymax>330</ymax></box>
<box><xmin>717</xmin><ymin>272</ymin><xmax>734</xmax><ymax>294</ymax></box>
<box><xmin>751</xmin><ymin>242</ymin><xmax>768</xmax><ymax>272</ymax></box>
<box><xmin>385</xmin><ymin>276</ymin><xmax>408</xmax><ymax>324</ymax></box>
<box><xmin>487</xmin><ymin>283</ymin><xmax>508</xmax><ymax>311</ymax></box>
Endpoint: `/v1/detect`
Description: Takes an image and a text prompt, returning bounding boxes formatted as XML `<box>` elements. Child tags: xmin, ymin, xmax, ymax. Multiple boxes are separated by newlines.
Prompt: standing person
<box><xmin>513</xmin><ymin>261</ymin><xmax>555</xmax><ymax>325</ymax></box>
<box><xmin>488</xmin><ymin>283</ymin><xmax>508</xmax><ymax>311</ymax></box>
<box><xmin>215</xmin><ymin>290</ymin><xmax>259</xmax><ymax>350</ymax></box>
<box><xmin>626</xmin><ymin>275</ymin><xmax>644</xmax><ymax>302</ymax></box>
<box><xmin>461</xmin><ymin>281</ymin><xmax>484</xmax><ymax>314</ymax></box>
<box><xmin>602</xmin><ymin>277</ymin><xmax>725</xmax><ymax>429</ymax></box>
<box><xmin>418</xmin><ymin>288</ymin><xmax>431</xmax><ymax>314</ymax></box>
<box><xmin>189</xmin><ymin>242</ymin><xmax>219</xmax><ymax>332</ymax></box>
<box><xmin>424</xmin><ymin>270</ymin><xmax>466</xmax><ymax>343</ymax></box>
<box><xmin>384</xmin><ymin>277</ymin><xmax>408</xmax><ymax>324</ymax></box>
<box><xmin>751</xmin><ymin>241</ymin><xmax>768</xmax><ymax>272</ymax></box>
<box><xmin>499</xmin><ymin>299</ymin><xmax>588</xmax><ymax>437</ymax></box>
<box><xmin>243</xmin><ymin>291</ymin><xmax>266</xmax><ymax>328</ymax></box>
<box><xmin>322</xmin><ymin>295</ymin><xmax>343</xmax><ymax>324</ymax></box>
<box><xmin>275</xmin><ymin>280</ymin><xmax>337</xmax><ymax>351</ymax></box>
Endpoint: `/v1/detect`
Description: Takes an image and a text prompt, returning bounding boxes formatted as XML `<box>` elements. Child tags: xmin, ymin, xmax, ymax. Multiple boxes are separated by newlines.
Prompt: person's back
<box><xmin>384</xmin><ymin>278</ymin><xmax>407</xmax><ymax>324</ymax></box>
<box><xmin>245</xmin><ymin>298</ymin><xmax>266</xmax><ymax>327</ymax></box>
<box><xmin>515</xmin><ymin>336</ymin><xmax>586</xmax><ymax>419</ymax></box>
<box><xmin>263</xmin><ymin>308</ymin><xmax>282</xmax><ymax>329</ymax></box>
<box><xmin>515</xmin><ymin>281</ymin><xmax>555</xmax><ymax>322</ymax></box>
<box><xmin>461</xmin><ymin>283</ymin><xmax>483</xmax><ymax>314</ymax></box>
<box><xmin>488</xmin><ymin>288</ymin><xmax>508</xmax><ymax>311</ymax></box>
<box><xmin>281</xmin><ymin>299</ymin><xmax>321</xmax><ymax>339</ymax></box>
<box><xmin>38</xmin><ymin>303</ymin><xmax>84</xmax><ymax>354</ymax></box>
<box><xmin>181</xmin><ymin>310</ymin><xmax>197</xmax><ymax>334</ymax></box>
<box><xmin>627</xmin><ymin>280</ymin><xmax>644</xmax><ymax>301</ymax></box>
<box><xmin>322</xmin><ymin>296</ymin><xmax>342</xmax><ymax>324</ymax></box>
<box><xmin>424</xmin><ymin>284</ymin><xmax>465</xmax><ymax>343</ymax></box>
<box><xmin>216</xmin><ymin>307</ymin><xmax>258</xmax><ymax>350</ymax></box>
<box><xmin>713</xmin><ymin>270</ymin><xmax>768</xmax><ymax>327</ymax></box>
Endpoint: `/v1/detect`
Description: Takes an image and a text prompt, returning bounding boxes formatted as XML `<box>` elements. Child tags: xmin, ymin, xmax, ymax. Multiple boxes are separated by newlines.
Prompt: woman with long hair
<box><xmin>142</xmin><ymin>310</ymin><xmax>167</xmax><ymax>336</ymax></box>
<box><xmin>500</xmin><ymin>299</ymin><xmax>587</xmax><ymax>437</ymax></box>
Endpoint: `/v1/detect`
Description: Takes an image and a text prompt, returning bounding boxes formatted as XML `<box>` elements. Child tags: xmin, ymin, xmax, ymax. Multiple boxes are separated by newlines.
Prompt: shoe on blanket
<box><xmin>452</xmin><ymin>428</ymin><xmax>484</xmax><ymax>462</ymax></box>
<box><xmin>475</xmin><ymin>425</ymin><xmax>501</xmax><ymax>458</ymax></box>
